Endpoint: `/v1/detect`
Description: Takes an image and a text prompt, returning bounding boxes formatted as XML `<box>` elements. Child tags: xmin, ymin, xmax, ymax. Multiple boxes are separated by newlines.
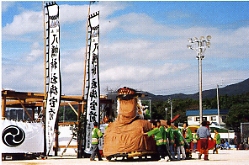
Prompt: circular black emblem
<box><xmin>2</xmin><ymin>125</ymin><xmax>25</xmax><ymax>147</ymax></box>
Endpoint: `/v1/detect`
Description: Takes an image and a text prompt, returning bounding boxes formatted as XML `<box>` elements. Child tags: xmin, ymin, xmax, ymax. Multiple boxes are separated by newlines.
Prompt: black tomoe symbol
<box><xmin>2</xmin><ymin>125</ymin><xmax>25</xmax><ymax>147</ymax></box>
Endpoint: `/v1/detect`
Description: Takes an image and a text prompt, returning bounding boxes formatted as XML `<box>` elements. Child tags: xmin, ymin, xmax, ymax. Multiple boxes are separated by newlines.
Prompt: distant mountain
<box><xmin>141</xmin><ymin>78</ymin><xmax>249</xmax><ymax>101</ymax></box>
<box><xmin>203</xmin><ymin>78</ymin><xmax>249</xmax><ymax>98</ymax></box>
<box><xmin>107</xmin><ymin>78</ymin><xmax>249</xmax><ymax>101</ymax></box>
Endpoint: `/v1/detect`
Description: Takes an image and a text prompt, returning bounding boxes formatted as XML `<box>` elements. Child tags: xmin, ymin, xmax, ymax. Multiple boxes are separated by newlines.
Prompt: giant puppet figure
<box><xmin>103</xmin><ymin>87</ymin><xmax>158</xmax><ymax>160</ymax></box>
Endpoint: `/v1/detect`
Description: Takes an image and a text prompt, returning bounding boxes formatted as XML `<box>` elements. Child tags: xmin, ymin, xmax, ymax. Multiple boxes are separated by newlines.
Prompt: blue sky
<box><xmin>2</xmin><ymin>1</ymin><xmax>249</xmax><ymax>95</ymax></box>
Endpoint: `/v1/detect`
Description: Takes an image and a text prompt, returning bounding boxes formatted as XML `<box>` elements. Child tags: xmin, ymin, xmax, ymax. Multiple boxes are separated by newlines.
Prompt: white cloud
<box><xmin>100</xmin><ymin>63</ymin><xmax>189</xmax><ymax>83</ymax></box>
<box><xmin>59</xmin><ymin>1</ymin><xmax>127</xmax><ymax>24</ymax></box>
<box><xmin>202</xmin><ymin>70</ymin><xmax>249</xmax><ymax>90</ymax></box>
<box><xmin>2</xmin><ymin>1</ymin><xmax>15</xmax><ymax>12</ymax></box>
<box><xmin>91</xmin><ymin>1</ymin><xmax>128</xmax><ymax>19</ymax></box>
<box><xmin>26</xmin><ymin>42</ymin><xmax>43</xmax><ymax>62</ymax></box>
<box><xmin>2</xmin><ymin>63</ymin><xmax>43</xmax><ymax>92</ymax></box>
<box><xmin>167</xmin><ymin>10</ymin><xmax>192</xmax><ymax>20</ymax></box>
<box><xmin>2</xmin><ymin>2</ymin><xmax>249</xmax><ymax>96</ymax></box>
<box><xmin>60</xmin><ymin>4</ymin><xmax>87</xmax><ymax>23</ymax></box>
<box><xmin>2</xmin><ymin>11</ymin><xmax>43</xmax><ymax>36</ymax></box>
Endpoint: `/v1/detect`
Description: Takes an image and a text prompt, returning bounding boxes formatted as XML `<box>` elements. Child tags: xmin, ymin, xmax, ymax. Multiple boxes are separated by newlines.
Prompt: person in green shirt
<box><xmin>174</xmin><ymin>123</ymin><xmax>186</xmax><ymax>160</ymax></box>
<box><xmin>166</xmin><ymin>120</ymin><xmax>175</xmax><ymax>160</ymax></box>
<box><xmin>213</xmin><ymin>129</ymin><xmax>221</xmax><ymax>154</ymax></box>
<box><xmin>192</xmin><ymin>129</ymin><xmax>199</xmax><ymax>152</ymax></box>
<box><xmin>157</xmin><ymin>120</ymin><xmax>171</xmax><ymax>161</ymax></box>
<box><xmin>164</xmin><ymin>121</ymin><xmax>175</xmax><ymax>161</ymax></box>
<box><xmin>144</xmin><ymin>120</ymin><xmax>166</xmax><ymax>161</ymax></box>
<box><xmin>181</xmin><ymin>122</ymin><xmax>193</xmax><ymax>159</ymax></box>
<box><xmin>157</xmin><ymin>120</ymin><xmax>167</xmax><ymax>150</ymax></box>
<box><xmin>90</xmin><ymin>122</ymin><xmax>103</xmax><ymax>161</ymax></box>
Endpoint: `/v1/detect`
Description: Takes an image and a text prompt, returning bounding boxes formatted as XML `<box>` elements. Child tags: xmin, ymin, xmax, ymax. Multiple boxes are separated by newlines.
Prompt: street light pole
<box><xmin>170</xmin><ymin>101</ymin><xmax>172</xmax><ymax>120</ymax></box>
<box><xmin>168</xmin><ymin>98</ymin><xmax>173</xmax><ymax>120</ymax></box>
<box><xmin>165</xmin><ymin>108</ymin><xmax>168</xmax><ymax>120</ymax></box>
<box><xmin>187</xmin><ymin>35</ymin><xmax>211</xmax><ymax>125</ymax></box>
<box><xmin>198</xmin><ymin>49</ymin><xmax>203</xmax><ymax>125</ymax></box>
<box><xmin>217</xmin><ymin>84</ymin><xmax>222</xmax><ymax>126</ymax></box>
<box><xmin>149</xmin><ymin>99</ymin><xmax>152</xmax><ymax>119</ymax></box>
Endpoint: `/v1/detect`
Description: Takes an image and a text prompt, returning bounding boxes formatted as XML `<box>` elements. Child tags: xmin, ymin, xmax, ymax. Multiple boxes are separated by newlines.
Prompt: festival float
<box><xmin>103</xmin><ymin>87</ymin><xmax>159</xmax><ymax>161</ymax></box>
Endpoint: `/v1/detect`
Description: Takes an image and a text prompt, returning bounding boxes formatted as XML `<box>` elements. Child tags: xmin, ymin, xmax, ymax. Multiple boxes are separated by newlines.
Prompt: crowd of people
<box><xmin>143</xmin><ymin>120</ymin><xmax>195</xmax><ymax>161</ymax></box>
<box><xmin>143</xmin><ymin>120</ymin><xmax>217</xmax><ymax>161</ymax></box>
<box><xmin>89</xmin><ymin>120</ymin><xmax>233</xmax><ymax>161</ymax></box>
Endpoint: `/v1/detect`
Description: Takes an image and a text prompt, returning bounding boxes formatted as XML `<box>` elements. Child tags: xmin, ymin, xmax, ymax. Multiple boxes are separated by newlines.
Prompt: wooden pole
<box><xmin>43</xmin><ymin>1</ymin><xmax>47</xmax><ymax>156</ymax></box>
<box><xmin>43</xmin><ymin>0</ymin><xmax>47</xmax><ymax>96</ymax></box>
<box><xmin>82</xmin><ymin>2</ymin><xmax>91</xmax><ymax>103</ymax></box>
<box><xmin>78</xmin><ymin>2</ymin><xmax>91</xmax><ymax>158</ymax></box>
<box><xmin>32</xmin><ymin>107</ymin><xmax>35</xmax><ymax>121</ymax></box>
<box><xmin>54</xmin><ymin>116</ymin><xmax>59</xmax><ymax>156</ymax></box>
<box><xmin>77</xmin><ymin>103</ymin><xmax>83</xmax><ymax>158</ymax></box>
<box><xmin>68</xmin><ymin>102</ymin><xmax>78</xmax><ymax>116</ymax></box>
<box><xmin>2</xmin><ymin>96</ymin><xmax>6</xmax><ymax>118</ymax></box>
<box><xmin>17</xmin><ymin>98</ymin><xmax>33</xmax><ymax>120</ymax></box>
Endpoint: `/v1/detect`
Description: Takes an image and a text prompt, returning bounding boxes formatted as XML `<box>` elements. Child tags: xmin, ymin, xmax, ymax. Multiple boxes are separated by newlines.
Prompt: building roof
<box><xmin>186</xmin><ymin>109</ymin><xmax>229</xmax><ymax>116</ymax></box>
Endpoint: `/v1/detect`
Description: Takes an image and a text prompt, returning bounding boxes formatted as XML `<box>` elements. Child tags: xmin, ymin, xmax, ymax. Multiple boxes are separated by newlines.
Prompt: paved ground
<box><xmin>2</xmin><ymin>149</ymin><xmax>249</xmax><ymax>165</ymax></box>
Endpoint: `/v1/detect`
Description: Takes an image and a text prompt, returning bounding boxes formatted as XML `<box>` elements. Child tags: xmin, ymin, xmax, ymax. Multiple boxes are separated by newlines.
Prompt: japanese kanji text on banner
<box><xmin>45</xmin><ymin>3</ymin><xmax>61</xmax><ymax>156</ymax></box>
<box><xmin>85</xmin><ymin>11</ymin><xmax>100</xmax><ymax>153</ymax></box>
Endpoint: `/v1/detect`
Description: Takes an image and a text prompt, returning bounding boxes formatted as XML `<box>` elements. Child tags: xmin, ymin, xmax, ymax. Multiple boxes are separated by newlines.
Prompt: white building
<box><xmin>186</xmin><ymin>109</ymin><xmax>229</xmax><ymax>126</ymax></box>
<box><xmin>186</xmin><ymin>109</ymin><xmax>235</xmax><ymax>140</ymax></box>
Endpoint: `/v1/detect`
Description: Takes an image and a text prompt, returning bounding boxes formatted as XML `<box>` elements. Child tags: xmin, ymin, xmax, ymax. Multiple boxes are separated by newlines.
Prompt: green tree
<box><xmin>226</xmin><ymin>103</ymin><xmax>249</xmax><ymax>129</ymax></box>
<box><xmin>151</xmin><ymin>101</ymin><xmax>166</xmax><ymax>119</ymax></box>
<box><xmin>58</xmin><ymin>106</ymin><xmax>77</xmax><ymax>122</ymax></box>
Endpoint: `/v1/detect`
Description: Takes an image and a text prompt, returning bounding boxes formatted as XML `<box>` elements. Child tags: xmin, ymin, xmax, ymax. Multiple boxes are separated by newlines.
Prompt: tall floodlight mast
<box><xmin>187</xmin><ymin>35</ymin><xmax>211</xmax><ymax>125</ymax></box>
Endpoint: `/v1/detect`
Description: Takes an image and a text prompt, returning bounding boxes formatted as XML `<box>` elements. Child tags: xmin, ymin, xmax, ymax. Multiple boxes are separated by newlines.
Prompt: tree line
<box><xmin>147</xmin><ymin>92</ymin><xmax>249</xmax><ymax>131</ymax></box>
<box><xmin>58</xmin><ymin>92</ymin><xmax>249</xmax><ymax>131</ymax></box>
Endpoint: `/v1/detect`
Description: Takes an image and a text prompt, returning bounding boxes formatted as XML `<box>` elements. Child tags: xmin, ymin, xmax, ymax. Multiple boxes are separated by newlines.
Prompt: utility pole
<box><xmin>217</xmin><ymin>84</ymin><xmax>221</xmax><ymax>126</ymax></box>
<box><xmin>187</xmin><ymin>36</ymin><xmax>211</xmax><ymax>125</ymax></box>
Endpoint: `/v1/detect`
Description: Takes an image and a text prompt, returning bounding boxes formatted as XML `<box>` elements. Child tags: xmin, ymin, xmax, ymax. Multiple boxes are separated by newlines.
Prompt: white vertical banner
<box><xmin>85</xmin><ymin>11</ymin><xmax>100</xmax><ymax>153</ymax></box>
<box><xmin>45</xmin><ymin>3</ymin><xmax>61</xmax><ymax>155</ymax></box>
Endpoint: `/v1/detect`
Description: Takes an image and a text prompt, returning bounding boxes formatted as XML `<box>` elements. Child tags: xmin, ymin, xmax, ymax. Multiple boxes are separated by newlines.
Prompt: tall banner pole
<box><xmin>77</xmin><ymin>2</ymin><xmax>91</xmax><ymax>158</ymax></box>
<box><xmin>83</xmin><ymin>2</ymin><xmax>91</xmax><ymax>101</ymax></box>
<box><xmin>42</xmin><ymin>1</ymin><xmax>47</xmax><ymax>156</ymax></box>
<box><xmin>44</xmin><ymin>2</ymin><xmax>61</xmax><ymax>156</ymax></box>
<box><xmin>84</xmin><ymin>11</ymin><xmax>100</xmax><ymax>154</ymax></box>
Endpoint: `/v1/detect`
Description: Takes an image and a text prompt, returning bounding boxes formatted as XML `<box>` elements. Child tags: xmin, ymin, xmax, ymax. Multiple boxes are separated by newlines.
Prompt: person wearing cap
<box><xmin>90</xmin><ymin>122</ymin><xmax>103</xmax><ymax>161</ymax></box>
<box><xmin>196</xmin><ymin>121</ymin><xmax>212</xmax><ymax>161</ymax></box>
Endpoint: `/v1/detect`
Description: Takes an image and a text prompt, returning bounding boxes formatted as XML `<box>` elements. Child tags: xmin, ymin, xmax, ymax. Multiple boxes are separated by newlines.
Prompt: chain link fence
<box><xmin>240</xmin><ymin>122</ymin><xmax>249</xmax><ymax>144</ymax></box>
